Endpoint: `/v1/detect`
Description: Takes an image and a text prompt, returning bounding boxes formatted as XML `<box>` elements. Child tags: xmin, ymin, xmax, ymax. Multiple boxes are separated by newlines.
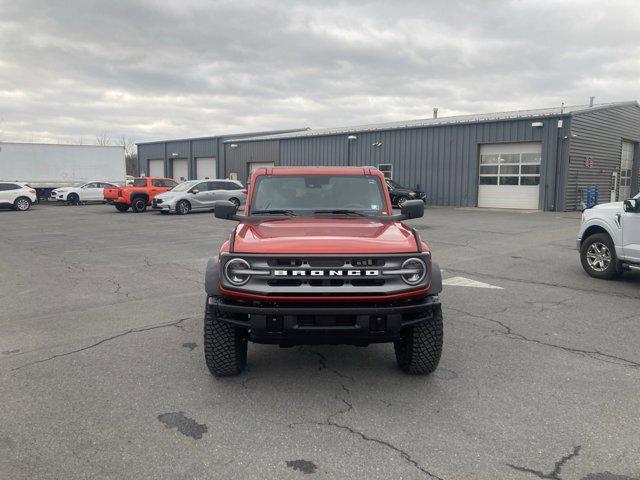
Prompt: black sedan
<box><xmin>385</xmin><ymin>179</ymin><xmax>427</xmax><ymax>207</ymax></box>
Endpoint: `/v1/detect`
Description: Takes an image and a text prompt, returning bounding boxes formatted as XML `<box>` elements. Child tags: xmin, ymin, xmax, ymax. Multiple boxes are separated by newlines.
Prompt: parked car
<box><xmin>385</xmin><ymin>178</ymin><xmax>427</xmax><ymax>207</ymax></box>
<box><xmin>103</xmin><ymin>177</ymin><xmax>178</xmax><ymax>212</ymax></box>
<box><xmin>152</xmin><ymin>179</ymin><xmax>246</xmax><ymax>215</ymax></box>
<box><xmin>50</xmin><ymin>182</ymin><xmax>119</xmax><ymax>204</ymax></box>
<box><xmin>577</xmin><ymin>192</ymin><xmax>640</xmax><ymax>279</ymax></box>
<box><xmin>203</xmin><ymin>167</ymin><xmax>443</xmax><ymax>376</ymax></box>
<box><xmin>0</xmin><ymin>182</ymin><xmax>38</xmax><ymax>211</ymax></box>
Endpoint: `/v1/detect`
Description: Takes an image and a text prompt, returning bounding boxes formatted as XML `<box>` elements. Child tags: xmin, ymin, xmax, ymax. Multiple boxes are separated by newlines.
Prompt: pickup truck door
<box><xmin>621</xmin><ymin>208</ymin><xmax>640</xmax><ymax>262</ymax></box>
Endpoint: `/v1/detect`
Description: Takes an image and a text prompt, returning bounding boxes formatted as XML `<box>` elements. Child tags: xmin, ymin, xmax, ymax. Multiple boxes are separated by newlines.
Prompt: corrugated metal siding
<box><xmin>280</xmin><ymin>117</ymin><xmax>565</xmax><ymax>209</ymax></box>
<box><xmin>224</xmin><ymin>140</ymin><xmax>279</xmax><ymax>183</ymax></box>
<box><xmin>566</xmin><ymin>105</ymin><xmax>640</xmax><ymax>210</ymax></box>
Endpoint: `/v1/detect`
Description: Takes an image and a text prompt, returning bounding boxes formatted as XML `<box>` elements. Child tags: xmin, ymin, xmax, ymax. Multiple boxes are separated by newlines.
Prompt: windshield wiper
<box><xmin>251</xmin><ymin>209</ymin><xmax>297</xmax><ymax>216</ymax></box>
<box><xmin>312</xmin><ymin>209</ymin><xmax>369</xmax><ymax>217</ymax></box>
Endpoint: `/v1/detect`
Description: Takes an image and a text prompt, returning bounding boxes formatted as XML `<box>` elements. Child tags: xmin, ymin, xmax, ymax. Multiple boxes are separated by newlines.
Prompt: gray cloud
<box><xmin>1</xmin><ymin>0</ymin><xmax>639</xmax><ymax>144</ymax></box>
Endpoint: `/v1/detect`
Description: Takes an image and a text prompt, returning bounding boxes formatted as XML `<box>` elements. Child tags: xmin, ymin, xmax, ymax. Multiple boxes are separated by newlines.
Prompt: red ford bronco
<box><xmin>204</xmin><ymin>167</ymin><xmax>443</xmax><ymax>376</ymax></box>
<box><xmin>104</xmin><ymin>177</ymin><xmax>178</xmax><ymax>212</ymax></box>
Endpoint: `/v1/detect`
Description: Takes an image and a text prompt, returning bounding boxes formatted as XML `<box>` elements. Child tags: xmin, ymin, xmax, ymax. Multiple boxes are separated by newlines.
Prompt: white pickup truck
<box><xmin>578</xmin><ymin>193</ymin><xmax>640</xmax><ymax>279</ymax></box>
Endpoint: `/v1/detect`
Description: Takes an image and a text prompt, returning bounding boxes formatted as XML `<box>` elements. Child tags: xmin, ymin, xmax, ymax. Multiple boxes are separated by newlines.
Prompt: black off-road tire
<box><xmin>131</xmin><ymin>197</ymin><xmax>147</xmax><ymax>213</ymax></box>
<box><xmin>67</xmin><ymin>193</ymin><xmax>80</xmax><ymax>205</ymax></box>
<box><xmin>176</xmin><ymin>200</ymin><xmax>191</xmax><ymax>215</ymax></box>
<box><xmin>204</xmin><ymin>299</ymin><xmax>247</xmax><ymax>376</ymax></box>
<box><xmin>394</xmin><ymin>304</ymin><xmax>443</xmax><ymax>375</ymax></box>
<box><xmin>580</xmin><ymin>233</ymin><xmax>619</xmax><ymax>280</ymax></box>
<box><xmin>115</xmin><ymin>203</ymin><xmax>129</xmax><ymax>212</ymax></box>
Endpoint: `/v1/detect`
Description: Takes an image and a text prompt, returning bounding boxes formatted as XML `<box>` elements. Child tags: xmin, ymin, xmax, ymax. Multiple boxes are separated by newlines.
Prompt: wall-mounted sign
<box><xmin>585</xmin><ymin>156</ymin><xmax>594</xmax><ymax>168</ymax></box>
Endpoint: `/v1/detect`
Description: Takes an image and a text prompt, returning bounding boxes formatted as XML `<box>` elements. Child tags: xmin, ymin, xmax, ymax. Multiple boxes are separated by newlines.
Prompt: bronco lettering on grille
<box><xmin>273</xmin><ymin>270</ymin><xmax>380</xmax><ymax>276</ymax></box>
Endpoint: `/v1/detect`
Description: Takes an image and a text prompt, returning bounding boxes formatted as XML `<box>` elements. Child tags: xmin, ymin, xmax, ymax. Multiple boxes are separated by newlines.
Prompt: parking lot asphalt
<box><xmin>1</xmin><ymin>203</ymin><xmax>639</xmax><ymax>480</ymax></box>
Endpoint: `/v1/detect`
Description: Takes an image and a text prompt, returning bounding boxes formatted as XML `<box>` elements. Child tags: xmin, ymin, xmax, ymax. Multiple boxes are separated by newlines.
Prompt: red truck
<box><xmin>204</xmin><ymin>167</ymin><xmax>443</xmax><ymax>376</ymax></box>
<box><xmin>104</xmin><ymin>177</ymin><xmax>178</xmax><ymax>212</ymax></box>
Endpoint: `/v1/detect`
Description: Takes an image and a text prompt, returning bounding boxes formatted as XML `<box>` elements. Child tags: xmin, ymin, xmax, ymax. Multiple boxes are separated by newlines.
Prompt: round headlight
<box><xmin>224</xmin><ymin>258</ymin><xmax>251</xmax><ymax>286</ymax></box>
<box><xmin>400</xmin><ymin>258</ymin><xmax>427</xmax><ymax>285</ymax></box>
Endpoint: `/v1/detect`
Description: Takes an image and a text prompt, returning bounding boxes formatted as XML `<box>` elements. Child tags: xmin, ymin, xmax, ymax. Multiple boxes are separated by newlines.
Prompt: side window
<box><xmin>0</xmin><ymin>183</ymin><xmax>8</xmax><ymax>191</ymax></box>
<box><xmin>164</xmin><ymin>179</ymin><xmax>178</xmax><ymax>188</ymax></box>
<box><xmin>151</xmin><ymin>180</ymin><xmax>164</xmax><ymax>187</ymax></box>
<box><xmin>210</xmin><ymin>181</ymin><xmax>225</xmax><ymax>190</ymax></box>
<box><xmin>84</xmin><ymin>183</ymin><xmax>98</xmax><ymax>189</ymax></box>
<box><xmin>224</xmin><ymin>181</ymin><xmax>240</xmax><ymax>190</ymax></box>
<box><xmin>3</xmin><ymin>183</ymin><xmax>20</xmax><ymax>190</ymax></box>
<box><xmin>194</xmin><ymin>182</ymin><xmax>209</xmax><ymax>192</ymax></box>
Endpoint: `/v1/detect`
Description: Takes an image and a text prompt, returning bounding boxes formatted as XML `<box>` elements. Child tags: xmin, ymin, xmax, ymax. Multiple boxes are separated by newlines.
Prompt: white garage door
<box><xmin>148</xmin><ymin>159</ymin><xmax>164</xmax><ymax>178</ymax></box>
<box><xmin>478</xmin><ymin>143</ymin><xmax>541</xmax><ymax>209</ymax></box>
<box><xmin>196</xmin><ymin>157</ymin><xmax>217</xmax><ymax>180</ymax></box>
<box><xmin>248</xmin><ymin>162</ymin><xmax>275</xmax><ymax>179</ymax></box>
<box><xmin>172</xmin><ymin>158</ymin><xmax>189</xmax><ymax>182</ymax></box>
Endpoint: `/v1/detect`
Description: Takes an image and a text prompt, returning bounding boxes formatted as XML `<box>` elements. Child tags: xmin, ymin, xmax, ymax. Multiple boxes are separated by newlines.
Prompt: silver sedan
<box><xmin>152</xmin><ymin>179</ymin><xmax>246</xmax><ymax>215</ymax></box>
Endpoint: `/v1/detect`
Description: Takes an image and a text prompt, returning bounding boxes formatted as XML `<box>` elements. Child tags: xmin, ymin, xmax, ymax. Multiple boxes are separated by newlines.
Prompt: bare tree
<box><xmin>96</xmin><ymin>132</ymin><xmax>111</xmax><ymax>146</ymax></box>
<box><xmin>118</xmin><ymin>135</ymin><xmax>138</xmax><ymax>176</ymax></box>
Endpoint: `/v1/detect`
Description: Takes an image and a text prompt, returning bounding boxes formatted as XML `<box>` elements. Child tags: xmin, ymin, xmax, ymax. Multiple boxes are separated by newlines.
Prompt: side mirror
<box><xmin>191</xmin><ymin>189</ymin><xmax>199</xmax><ymax>195</ymax></box>
<box><xmin>400</xmin><ymin>199</ymin><xmax>424</xmax><ymax>220</ymax></box>
<box><xmin>214</xmin><ymin>200</ymin><xmax>241</xmax><ymax>220</ymax></box>
<box><xmin>624</xmin><ymin>199</ymin><xmax>639</xmax><ymax>212</ymax></box>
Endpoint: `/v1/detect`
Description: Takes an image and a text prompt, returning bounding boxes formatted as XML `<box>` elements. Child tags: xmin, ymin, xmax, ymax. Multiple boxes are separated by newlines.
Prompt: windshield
<box><xmin>635</xmin><ymin>192</ymin><xmax>640</xmax><ymax>200</ymax></box>
<box><xmin>171</xmin><ymin>181</ymin><xmax>198</xmax><ymax>192</ymax></box>
<box><xmin>250</xmin><ymin>174</ymin><xmax>387</xmax><ymax>214</ymax></box>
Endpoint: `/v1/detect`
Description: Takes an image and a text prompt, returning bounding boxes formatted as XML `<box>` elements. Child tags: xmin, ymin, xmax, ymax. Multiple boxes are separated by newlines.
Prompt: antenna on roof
<box><xmin>589</xmin><ymin>96</ymin><xmax>595</xmax><ymax>107</ymax></box>
<box><xmin>433</xmin><ymin>108</ymin><xmax>438</xmax><ymax>119</ymax></box>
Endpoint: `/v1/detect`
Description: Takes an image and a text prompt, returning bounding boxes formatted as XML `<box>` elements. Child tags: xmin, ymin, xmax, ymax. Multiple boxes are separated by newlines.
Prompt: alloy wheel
<box><xmin>586</xmin><ymin>242</ymin><xmax>611</xmax><ymax>272</ymax></box>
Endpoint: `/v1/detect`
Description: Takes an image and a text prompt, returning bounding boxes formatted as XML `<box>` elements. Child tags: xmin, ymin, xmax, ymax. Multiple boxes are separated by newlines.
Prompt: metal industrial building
<box><xmin>140</xmin><ymin>101</ymin><xmax>640</xmax><ymax>211</ymax></box>
<box><xmin>226</xmin><ymin>101</ymin><xmax>640</xmax><ymax>211</ymax></box>
<box><xmin>136</xmin><ymin>129</ymin><xmax>306</xmax><ymax>184</ymax></box>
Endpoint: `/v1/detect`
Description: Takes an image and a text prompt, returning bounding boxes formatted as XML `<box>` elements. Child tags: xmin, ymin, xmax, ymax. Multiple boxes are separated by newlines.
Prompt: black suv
<box><xmin>385</xmin><ymin>179</ymin><xmax>427</xmax><ymax>207</ymax></box>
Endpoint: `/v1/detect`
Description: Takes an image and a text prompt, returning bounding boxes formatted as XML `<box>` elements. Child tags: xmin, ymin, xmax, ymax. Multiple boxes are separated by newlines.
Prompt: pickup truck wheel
<box><xmin>131</xmin><ymin>197</ymin><xmax>147</xmax><ymax>213</ymax></box>
<box><xmin>115</xmin><ymin>203</ymin><xmax>129</xmax><ymax>212</ymax></box>
<box><xmin>394</xmin><ymin>304</ymin><xmax>443</xmax><ymax>375</ymax></box>
<box><xmin>176</xmin><ymin>200</ymin><xmax>191</xmax><ymax>215</ymax></box>
<box><xmin>204</xmin><ymin>300</ymin><xmax>247</xmax><ymax>376</ymax></box>
<box><xmin>580</xmin><ymin>233</ymin><xmax>619</xmax><ymax>279</ymax></box>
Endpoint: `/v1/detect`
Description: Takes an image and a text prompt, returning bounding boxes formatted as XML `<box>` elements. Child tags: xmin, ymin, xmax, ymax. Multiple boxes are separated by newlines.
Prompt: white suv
<box><xmin>577</xmin><ymin>193</ymin><xmax>640</xmax><ymax>279</ymax></box>
<box><xmin>0</xmin><ymin>182</ymin><xmax>38</xmax><ymax>211</ymax></box>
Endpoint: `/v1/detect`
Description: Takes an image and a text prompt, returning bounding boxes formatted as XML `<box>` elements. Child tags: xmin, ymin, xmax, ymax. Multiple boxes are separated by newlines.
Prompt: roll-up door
<box><xmin>478</xmin><ymin>143</ymin><xmax>541</xmax><ymax>209</ymax></box>
<box><xmin>172</xmin><ymin>158</ymin><xmax>188</xmax><ymax>181</ymax></box>
<box><xmin>148</xmin><ymin>159</ymin><xmax>164</xmax><ymax>178</ymax></box>
<box><xmin>196</xmin><ymin>157</ymin><xmax>216</xmax><ymax>180</ymax></box>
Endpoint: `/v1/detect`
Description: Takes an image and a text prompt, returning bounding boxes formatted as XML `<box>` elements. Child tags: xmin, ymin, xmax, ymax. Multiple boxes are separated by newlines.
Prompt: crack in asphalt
<box><xmin>444</xmin><ymin>268</ymin><xmax>640</xmax><ymax>301</ymax></box>
<box><xmin>289</xmin><ymin>350</ymin><xmax>442</xmax><ymax>479</ymax></box>
<box><xmin>290</xmin><ymin>397</ymin><xmax>443</xmax><ymax>479</ymax></box>
<box><xmin>11</xmin><ymin>317</ymin><xmax>193</xmax><ymax>372</ymax></box>
<box><xmin>447</xmin><ymin>307</ymin><xmax>640</xmax><ymax>369</ymax></box>
<box><xmin>307</xmin><ymin>350</ymin><xmax>355</xmax><ymax>382</ymax></box>
<box><xmin>508</xmin><ymin>445</ymin><xmax>581</xmax><ymax>479</ymax></box>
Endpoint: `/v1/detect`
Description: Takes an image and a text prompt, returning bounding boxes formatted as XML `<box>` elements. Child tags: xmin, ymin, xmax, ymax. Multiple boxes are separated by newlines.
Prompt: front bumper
<box><xmin>151</xmin><ymin>199</ymin><xmax>172</xmax><ymax>211</ymax></box>
<box><xmin>208</xmin><ymin>295</ymin><xmax>440</xmax><ymax>345</ymax></box>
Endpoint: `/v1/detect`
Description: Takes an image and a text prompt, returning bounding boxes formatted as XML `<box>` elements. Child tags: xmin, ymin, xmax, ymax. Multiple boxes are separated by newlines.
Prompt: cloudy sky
<box><xmin>1</xmin><ymin>0</ymin><xmax>639</xmax><ymax>144</ymax></box>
